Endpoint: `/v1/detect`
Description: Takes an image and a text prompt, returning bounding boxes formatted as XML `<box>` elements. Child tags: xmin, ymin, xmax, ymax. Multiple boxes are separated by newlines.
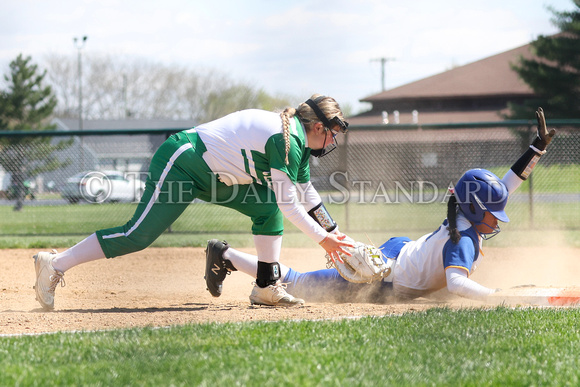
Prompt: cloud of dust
<box><xmin>472</xmin><ymin>234</ymin><xmax>580</xmax><ymax>292</ymax></box>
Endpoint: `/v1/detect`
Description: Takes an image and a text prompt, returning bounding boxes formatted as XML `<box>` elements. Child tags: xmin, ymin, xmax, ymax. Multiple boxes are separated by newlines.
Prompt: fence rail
<box><xmin>1</xmin><ymin>119</ymin><xmax>579</xmax><ymax>137</ymax></box>
<box><xmin>1</xmin><ymin>120</ymin><xmax>579</xmax><ymax>237</ymax></box>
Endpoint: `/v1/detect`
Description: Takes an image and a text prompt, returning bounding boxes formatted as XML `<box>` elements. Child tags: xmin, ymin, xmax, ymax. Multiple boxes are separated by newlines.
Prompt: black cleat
<box><xmin>204</xmin><ymin>239</ymin><xmax>236</xmax><ymax>297</ymax></box>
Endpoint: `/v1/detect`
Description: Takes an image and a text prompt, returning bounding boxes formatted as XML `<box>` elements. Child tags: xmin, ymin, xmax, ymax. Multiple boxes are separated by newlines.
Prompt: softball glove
<box><xmin>327</xmin><ymin>240</ymin><xmax>393</xmax><ymax>284</ymax></box>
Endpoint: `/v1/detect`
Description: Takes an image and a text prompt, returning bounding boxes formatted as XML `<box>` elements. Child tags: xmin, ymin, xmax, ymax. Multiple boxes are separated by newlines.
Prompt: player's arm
<box><xmin>296</xmin><ymin>181</ymin><xmax>322</xmax><ymax>213</ymax></box>
<box><xmin>270</xmin><ymin>169</ymin><xmax>352</xmax><ymax>260</ymax></box>
<box><xmin>502</xmin><ymin>107</ymin><xmax>556</xmax><ymax>193</ymax></box>
<box><xmin>297</xmin><ymin>181</ymin><xmax>345</xmax><ymax>236</ymax></box>
<box><xmin>443</xmin><ymin>236</ymin><xmax>498</xmax><ymax>301</ymax></box>
<box><xmin>445</xmin><ymin>267</ymin><xmax>497</xmax><ymax>300</ymax></box>
<box><xmin>294</xmin><ymin>147</ymin><xmax>344</xmax><ymax>236</ymax></box>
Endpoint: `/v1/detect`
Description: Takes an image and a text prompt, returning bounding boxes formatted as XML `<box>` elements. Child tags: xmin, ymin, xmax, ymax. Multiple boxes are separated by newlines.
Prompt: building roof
<box><xmin>350</xmin><ymin>109</ymin><xmax>509</xmax><ymax>126</ymax></box>
<box><xmin>53</xmin><ymin>118</ymin><xmax>197</xmax><ymax>160</ymax></box>
<box><xmin>361</xmin><ymin>42</ymin><xmax>535</xmax><ymax>102</ymax></box>
<box><xmin>347</xmin><ymin>127</ymin><xmax>517</xmax><ymax>145</ymax></box>
<box><xmin>54</xmin><ymin>118</ymin><xmax>196</xmax><ymax>131</ymax></box>
<box><xmin>348</xmin><ymin>40</ymin><xmax>542</xmax><ymax>125</ymax></box>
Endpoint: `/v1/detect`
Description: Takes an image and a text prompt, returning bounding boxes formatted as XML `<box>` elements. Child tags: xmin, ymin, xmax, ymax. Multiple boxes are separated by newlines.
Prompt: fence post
<box><xmin>341</xmin><ymin>132</ymin><xmax>350</xmax><ymax>231</ymax></box>
<box><xmin>165</xmin><ymin>130</ymin><xmax>174</xmax><ymax>233</ymax></box>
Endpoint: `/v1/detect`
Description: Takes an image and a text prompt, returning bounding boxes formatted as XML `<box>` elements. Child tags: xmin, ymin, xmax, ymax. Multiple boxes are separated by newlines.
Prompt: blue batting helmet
<box><xmin>453</xmin><ymin>169</ymin><xmax>510</xmax><ymax>224</ymax></box>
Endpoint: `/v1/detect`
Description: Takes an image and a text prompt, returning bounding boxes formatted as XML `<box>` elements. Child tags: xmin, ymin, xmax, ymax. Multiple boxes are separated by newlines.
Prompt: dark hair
<box><xmin>447</xmin><ymin>195</ymin><xmax>461</xmax><ymax>244</ymax></box>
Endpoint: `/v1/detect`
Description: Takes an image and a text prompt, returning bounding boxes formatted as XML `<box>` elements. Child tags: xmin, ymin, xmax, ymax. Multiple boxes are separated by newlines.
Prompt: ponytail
<box><xmin>279</xmin><ymin>108</ymin><xmax>295</xmax><ymax>165</ymax></box>
<box><xmin>447</xmin><ymin>194</ymin><xmax>461</xmax><ymax>244</ymax></box>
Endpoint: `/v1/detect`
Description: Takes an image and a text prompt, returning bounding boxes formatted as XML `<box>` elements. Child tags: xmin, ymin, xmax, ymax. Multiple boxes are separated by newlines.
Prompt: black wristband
<box><xmin>308</xmin><ymin>202</ymin><xmax>338</xmax><ymax>232</ymax></box>
<box><xmin>510</xmin><ymin>146</ymin><xmax>543</xmax><ymax>180</ymax></box>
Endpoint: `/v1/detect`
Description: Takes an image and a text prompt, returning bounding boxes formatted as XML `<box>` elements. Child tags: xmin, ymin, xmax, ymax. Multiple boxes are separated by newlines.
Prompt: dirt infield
<box><xmin>2</xmin><ymin>246</ymin><xmax>579</xmax><ymax>335</ymax></box>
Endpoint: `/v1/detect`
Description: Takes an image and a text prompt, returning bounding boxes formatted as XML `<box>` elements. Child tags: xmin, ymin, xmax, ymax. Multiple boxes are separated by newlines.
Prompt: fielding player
<box><xmin>207</xmin><ymin>108</ymin><xmax>556</xmax><ymax>303</ymax></box>
<box><xmin>33</xmin><ymin>94</ymin><xmax>354</xmax><ymax>310</ymax></box>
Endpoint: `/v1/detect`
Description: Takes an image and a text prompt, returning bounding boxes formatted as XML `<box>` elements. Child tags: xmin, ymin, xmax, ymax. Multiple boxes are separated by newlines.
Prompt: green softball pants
<box><xmin>96</xmin><ymin>130</ymin><xmax>283</xmax><ymax>258</ymax></box>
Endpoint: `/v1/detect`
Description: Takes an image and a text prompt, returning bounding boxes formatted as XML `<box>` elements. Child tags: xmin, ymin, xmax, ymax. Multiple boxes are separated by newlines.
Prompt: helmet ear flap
<box><xmin>464</xmin><ymin>200</ymin><xmax>484</xmax><ymax>224</ymax></box>
<box><xmin>469</xmin><ymin>203</ymin><xmax>476</xmax><ymax>215</ymax></box>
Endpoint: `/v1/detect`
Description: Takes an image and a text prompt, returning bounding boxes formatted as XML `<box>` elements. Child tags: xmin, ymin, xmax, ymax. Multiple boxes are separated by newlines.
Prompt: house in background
<box><xmin>54</xmin><ymin>118</ymin><xmax>196</xmax><ymax>172</ymax></box>
<box><xmin>310</xmin><ymin>40</ymin><xmax>542</xmax><ymax>192</ymax></box>
<box><xmin>349</xmin><ymin>41</ymin><xmax>536</xmax><ymax>125</ymax></box>
<box><xmin>0</xmin><ymin>119</ymin><xmax>197</xmax><ymax>193</ymax></box>
<box><xmin>38</xmin><ymin>118</ymin><xmax>197</xmax><ymax>192</ymax></box>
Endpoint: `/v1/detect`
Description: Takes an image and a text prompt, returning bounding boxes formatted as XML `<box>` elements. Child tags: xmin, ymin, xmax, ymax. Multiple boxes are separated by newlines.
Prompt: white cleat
<box><xmin>33</xmin><ymin>250</ymin><xmax>65</xmax><ymax>311</ymax></box>
<box><xmin>249</xmin><ymin>281</ymin><xmax>304</xmax><ymax>307</ymax></box>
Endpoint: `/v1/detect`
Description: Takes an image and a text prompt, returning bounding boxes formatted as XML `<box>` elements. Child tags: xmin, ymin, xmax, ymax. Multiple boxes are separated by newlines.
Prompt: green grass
<box><xmin>0</xmin><ymin>203</ymin><xmax>254</xmax><ymax>235</ymax></box>
<box><xmin>1</xmin><ymin>200</ymin><xmax>579</xmax><ymax>249</ymax></box>
<box><xmin>2</xmin><ymin>307</ymin><xmax>580</xmax><ymax>385</ymax></box>
<box><xmin>487</xmin><ymin>164</ymin><xmax>580</xmax><ymax>194</ymax></box>
<box><xmin>1</xmin><ymin>161</ymin><xmax>578</xmax><ymax>248</ymax></box>
<box><xmin>1</xmin><ymin>201</ymin><xmax>578</xmax><ymax>235</ymax></box>
<box><xmin>3</xmin><ymin>228</ymin><xmax>579</xmax><ymax>250</ymax></box>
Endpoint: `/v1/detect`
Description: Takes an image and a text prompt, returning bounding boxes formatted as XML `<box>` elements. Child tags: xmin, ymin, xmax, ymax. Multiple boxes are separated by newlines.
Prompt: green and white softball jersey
<box><xmin>194</xmin><ymin>109</ymin><xmax>310</xmax><ymax>187</ymax></box>
<box><xmin>96</xmin><ymin>109</ymin><xmax>312</xmax><ymax>258</ymax></box>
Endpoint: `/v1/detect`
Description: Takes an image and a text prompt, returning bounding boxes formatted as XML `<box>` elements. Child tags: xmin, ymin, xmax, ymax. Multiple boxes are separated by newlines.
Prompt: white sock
<box><xmin>223</xmin><ymin>248</ymin><xmax>258</xmax><ymax>277</ymax></box>
<box><xmin>253</xmin><ymin>235</ymin><xmax>282</xmax><ymax>263</ymax></box>
<box><xmin>223</xmin><ymin>246</ymin><xmax>289</xmax><ymax>280</ymax></box>
<box><xmin>52</xmin><ymin>233</ymin><xmax>106</xmax><ymax>273</ymax></box>
<box><xmin>279</xmin><ymin>262</ymin><xmax>289</xmax><ymax>282</ymax></box>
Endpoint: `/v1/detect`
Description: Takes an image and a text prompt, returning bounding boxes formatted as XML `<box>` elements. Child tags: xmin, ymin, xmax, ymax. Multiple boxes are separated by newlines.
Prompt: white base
<box><xmin>489</xmin><ymin>286</ymin><xmax>580</xmax><ymax>306</ymax></box>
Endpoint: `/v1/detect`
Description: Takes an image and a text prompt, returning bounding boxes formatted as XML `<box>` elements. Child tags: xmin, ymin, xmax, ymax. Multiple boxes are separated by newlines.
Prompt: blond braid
<box><xmin>280</xmin><ymin>107</ymin><xmax>296</xmax><ymax>165</ymax></box>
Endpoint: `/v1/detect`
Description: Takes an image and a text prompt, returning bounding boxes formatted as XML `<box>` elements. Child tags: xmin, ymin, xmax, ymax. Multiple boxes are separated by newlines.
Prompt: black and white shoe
<box><xmin>204</xmin><ymin>239</ymin><xmax>236</xmax><ymax>297</ymax></box>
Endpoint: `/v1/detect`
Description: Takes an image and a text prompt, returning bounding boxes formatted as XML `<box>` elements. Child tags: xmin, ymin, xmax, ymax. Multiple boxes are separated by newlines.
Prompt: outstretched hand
<box><xmin>534</xmin><ymin>107</ymin><xmax>556</xmax><ymax>150</ymax></box>
<box><xmin>319</xmin><ymin>232</ymin><xmax>355</xmax><ymax>264</ymax></box>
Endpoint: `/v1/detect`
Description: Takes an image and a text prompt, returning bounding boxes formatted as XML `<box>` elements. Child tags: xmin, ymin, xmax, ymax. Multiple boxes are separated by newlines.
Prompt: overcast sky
<box><xmin>0</xmin><ymin>0</ymin><xmax>576</xmax><ymax>114</ymax></box>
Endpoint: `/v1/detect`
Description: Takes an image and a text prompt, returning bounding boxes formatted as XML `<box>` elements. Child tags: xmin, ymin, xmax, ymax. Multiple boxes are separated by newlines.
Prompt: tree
<box><xmin>44</xmin><ymin>53</ymin><xmax>298</xmax><ymax>122</ymax></box>
<box><xmin>509</xmin><ymin>0</ymin><xmax>580</xmax><ymax>118</ymax></box>
<box><xmin>0</xmin><ymin>54</ymin><xmax>71</xmax><ymax>211</ymax></box>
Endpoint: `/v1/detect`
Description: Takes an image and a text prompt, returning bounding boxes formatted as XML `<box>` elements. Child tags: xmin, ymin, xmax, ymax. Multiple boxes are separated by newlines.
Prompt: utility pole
<box><xmin>74</xmin><ymin>36</ymin><xmax>88</xmax><ymax>170</ymax></box>
<box><xmin>371</xmin><ymin>57</ymin><xmax>395</xmax><ymax>92</ymax></box>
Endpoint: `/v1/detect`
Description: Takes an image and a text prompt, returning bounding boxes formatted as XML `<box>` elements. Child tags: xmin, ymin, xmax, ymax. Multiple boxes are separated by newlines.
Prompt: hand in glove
<box><xmin>532</xmin><ymin>107</ymin><xmax>556</xmax><ymax>151</ymax></box>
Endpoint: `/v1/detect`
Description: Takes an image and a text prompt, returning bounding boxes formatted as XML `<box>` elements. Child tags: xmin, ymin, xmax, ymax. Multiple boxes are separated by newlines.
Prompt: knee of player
<box><xmin>251</xmin><ymin>207</ymin><xmax>283</xmax><ymax>228</ymax></box>
<box><xmin>120</xmin><ymin>233</ymin><xmax>158</xmax><ymax>253</ymax></box>
<box><xmin>137</xmin><ymin>234</ymin><xmax>159</xmax><ymax>249</ymax></box>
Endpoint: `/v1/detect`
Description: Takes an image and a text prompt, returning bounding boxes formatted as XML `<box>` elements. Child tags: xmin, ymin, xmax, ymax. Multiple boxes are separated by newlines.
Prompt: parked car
<box><xmin>61</xmin><ymin>171</ymin><xmax>145</xmax><ymax>204</ymax></box>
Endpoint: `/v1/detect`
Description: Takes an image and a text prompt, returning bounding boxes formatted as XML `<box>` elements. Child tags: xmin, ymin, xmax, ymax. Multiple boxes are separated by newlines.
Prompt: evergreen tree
<box><xmin>0</xmin><ymin>54</ymin><xmax>71</xmax><ymax>210</ymax></box>
<box><xmin>509</xmin><ymin>1</ymin><xmax>580</xmax><ymax>119</ymax></box>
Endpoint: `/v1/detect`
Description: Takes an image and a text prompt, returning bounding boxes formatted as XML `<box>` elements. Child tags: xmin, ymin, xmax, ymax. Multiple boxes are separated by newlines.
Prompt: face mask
<box><xmin>310</xmin><ymin>127</ymin><xmax>339</xmax><ymax>158</ymax></box>
<box><xmin>477</xmin><ymin>222</ymin><xmax>502</xmax><ymax>240</ymax></box>
<box><xmin>303</xmin><ymin>98</ymin><xmax>348</xmax><ymax>158</ymax></box>
<box><xmin>310</xmin><ymin>144</ymin><xmax>335</xmax><ymax>158</ymax></box>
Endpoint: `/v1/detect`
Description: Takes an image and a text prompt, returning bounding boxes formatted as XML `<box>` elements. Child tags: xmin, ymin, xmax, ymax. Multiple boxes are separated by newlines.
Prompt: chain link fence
<box><xmin>312</xmin><ymin>123</ymin><xmax>579</xmax><ymax>234</ymax></box>
<box><xmin>0</xmin><ymin>122</ymin><xmax>578</xmax><ymax>237</ymax></box>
